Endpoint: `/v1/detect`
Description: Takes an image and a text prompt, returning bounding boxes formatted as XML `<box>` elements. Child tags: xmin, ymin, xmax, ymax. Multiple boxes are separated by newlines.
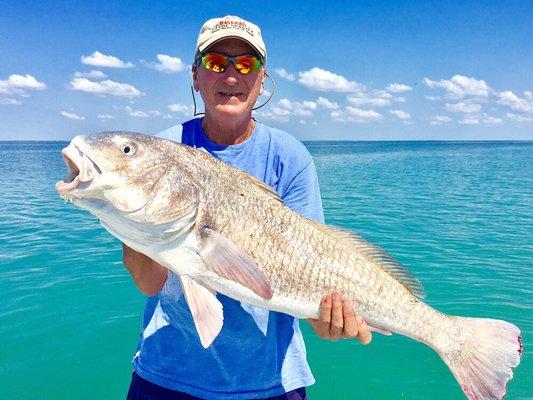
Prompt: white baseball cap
<box><xmin>194</xmin><ymin>15</ymin><xmax>267</xmax><ymax>62</ymax></box>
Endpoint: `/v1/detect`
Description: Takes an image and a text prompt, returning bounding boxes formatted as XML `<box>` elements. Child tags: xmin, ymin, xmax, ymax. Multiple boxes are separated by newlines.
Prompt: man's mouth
<box><xmin>56</xmin><ymin>142</ymin><xmax>101</xmax><ymax>195</ymax></box>
<box><xmin>218</xmin><ymin>91</ymin><xmax>245</xmax><ymax>97</ymax></box>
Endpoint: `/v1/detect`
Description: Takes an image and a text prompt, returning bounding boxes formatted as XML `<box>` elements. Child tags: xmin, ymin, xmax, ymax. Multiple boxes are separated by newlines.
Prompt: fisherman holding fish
<box><xmin>56</xmin><ymin>14</ymin><xmax>522</xmax><ymax>399</ymax></box>
<box><xmin>122</xmin><ymin>15</ymin><xmax>371</xmax><ymax>400</ymax></box>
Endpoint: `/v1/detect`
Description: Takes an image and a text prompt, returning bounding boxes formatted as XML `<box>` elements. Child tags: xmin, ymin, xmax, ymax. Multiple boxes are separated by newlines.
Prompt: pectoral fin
<box><xmin>179</xmin><ymin>275</ymin><xmax>223</xmax><ymax>348</ymax></box>
<box><xmin>198</xmin><ymin>227</ymin><xmax>273</xmax><ymax>300</ymax></box>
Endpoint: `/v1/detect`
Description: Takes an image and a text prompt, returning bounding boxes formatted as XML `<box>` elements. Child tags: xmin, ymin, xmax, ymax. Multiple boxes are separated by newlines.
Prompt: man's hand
<box><xmin>306</xmin><ymin>292</ymin><xmax>372</xmax><ymax>344</ymax></box>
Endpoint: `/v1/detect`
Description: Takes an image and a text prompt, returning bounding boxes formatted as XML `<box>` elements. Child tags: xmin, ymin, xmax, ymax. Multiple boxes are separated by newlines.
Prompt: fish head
<box><xmin>56</xmin><ymin>131</ymin><xmax>199</xmax><ymax>227</ymax></box>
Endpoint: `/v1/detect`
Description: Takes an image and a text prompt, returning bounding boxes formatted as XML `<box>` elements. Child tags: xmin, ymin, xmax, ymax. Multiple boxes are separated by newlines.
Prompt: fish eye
<box><xmin>121</xmin><ymin>143</ymin><xmax>137</xmax><ymax>156</ymax></box>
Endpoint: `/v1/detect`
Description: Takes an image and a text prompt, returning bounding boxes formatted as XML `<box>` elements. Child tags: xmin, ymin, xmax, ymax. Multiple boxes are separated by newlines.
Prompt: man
<box><xmin>124</xmin><ymin>15</ymin><xmax>371</xmax><ymax>400</ymax></box>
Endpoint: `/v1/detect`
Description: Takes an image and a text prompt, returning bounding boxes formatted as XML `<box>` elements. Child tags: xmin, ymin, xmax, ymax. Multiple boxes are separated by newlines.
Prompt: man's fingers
<box><xmin>356</xmin><ymin>315</ymin><xmax>372</xmax><ymax>345</ymax></box>
<box><xmin>314</xmin><ymin>293</ymin><xmax>333</xmax><ymax>338</ymax></box>
<box><xmin>341</xmin><ymin>299</ymin><xmax>358</xmax><ymax>339</ymax></box>
<box><xmin>329</xmin><ymin>292</ymin><xmax>343</xmax><ymax>339</ymax></box>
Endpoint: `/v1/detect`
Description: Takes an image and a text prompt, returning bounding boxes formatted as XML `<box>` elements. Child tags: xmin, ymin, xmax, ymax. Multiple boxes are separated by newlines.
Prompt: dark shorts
<box><xmin>127</xmin><ymin>372</ymin><xmax>307</xmax><ymax>400</ymax></box>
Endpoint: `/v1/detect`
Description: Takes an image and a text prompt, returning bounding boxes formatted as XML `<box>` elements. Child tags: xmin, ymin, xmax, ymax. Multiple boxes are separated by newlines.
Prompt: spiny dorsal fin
<box><xmin>315</xmin><ymin>223</ymin><xmax>426</xmax><ymax>299</ymax></box>
<box><xmin>191</xmin><ymin>144</ymin><xmax>283</xmax><ymax>204</ymax></box>
<box><xmin>235</xmin><ymin>168</ymin><xmax>283</xmax><ymax>204</ymax></box>
<box><xmin>246</xmin><ymin>174</ymin><xmax>283</xmax><ymax>202</ymax></box>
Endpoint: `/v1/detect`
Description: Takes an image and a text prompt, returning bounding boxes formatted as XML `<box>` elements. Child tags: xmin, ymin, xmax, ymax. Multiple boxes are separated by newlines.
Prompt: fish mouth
<box><xmin>55</xmin><ymin>142</ymin><xmax>101</xmax><ymax>195</ymax></box>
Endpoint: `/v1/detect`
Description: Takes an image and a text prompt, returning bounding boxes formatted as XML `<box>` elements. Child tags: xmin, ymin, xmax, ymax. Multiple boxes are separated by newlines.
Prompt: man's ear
<box><xmin>192</xmin><ymin>65</ymin><xmax>200</xmax><ymax>92</ymax></box>
<box><xmin>260</xmin><ymin>69</ymin><xmax>266</xmax><ymax>94</ymax></box>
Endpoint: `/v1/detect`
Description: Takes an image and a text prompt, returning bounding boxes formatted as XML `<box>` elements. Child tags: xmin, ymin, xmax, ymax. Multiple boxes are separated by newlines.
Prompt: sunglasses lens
<box><xmin>200</xmin><ymin>53</ymin><xmax>262</xmax><ymax>74</ymax></box>
<box><xmin>202</xmin><ymin>53</ymin><xmax>228</xmax><ymax>73</ymax></box>
<box><xmin>234</xmin><ymin>56</ymin><xmax>261</xmax><ymax>74</ymax></box>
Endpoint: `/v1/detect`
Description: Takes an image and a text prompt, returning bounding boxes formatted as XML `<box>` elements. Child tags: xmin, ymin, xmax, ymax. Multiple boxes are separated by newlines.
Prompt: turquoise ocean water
<box><xmin>0</xmin><ymin>140</ymin><xmax>531</xmax><ymax>399</ymax></box>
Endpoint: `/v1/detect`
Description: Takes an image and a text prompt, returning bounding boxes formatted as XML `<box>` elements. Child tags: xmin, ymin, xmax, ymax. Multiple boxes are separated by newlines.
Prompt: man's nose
<box><xmin>222</xmin><ymin>65</ymin><xmax>240</xmax><ymax>86</ymax></box>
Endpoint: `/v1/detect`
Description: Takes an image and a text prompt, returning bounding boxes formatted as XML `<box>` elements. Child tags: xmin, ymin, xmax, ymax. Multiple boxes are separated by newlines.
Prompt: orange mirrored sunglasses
<box><xmin>197</xmin><ymin>52</ymin><xmax>263</xmax><ymax>75</ymax></box>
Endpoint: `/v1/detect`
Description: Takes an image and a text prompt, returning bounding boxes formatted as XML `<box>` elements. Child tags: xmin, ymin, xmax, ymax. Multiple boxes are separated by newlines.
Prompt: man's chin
<box><xmin>213</xmin><ymin>104</ymin><xmax>248</xmax><ymax>118</ymax></box>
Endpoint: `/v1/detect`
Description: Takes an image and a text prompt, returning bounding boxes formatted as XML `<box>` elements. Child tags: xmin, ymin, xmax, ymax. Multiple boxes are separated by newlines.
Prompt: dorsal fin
<box><xmin>314</xmin><ymin>223</ymin><xmax>426</xmax><ymax>299</ymax></box>
<box><xmin>248</xmin><ymin>175</ymin><xmax>283</xmax><ymax>201</ymax></box>
<box><xmin>237</xmin><ymin>169</ymin><xmax>283</xmax><ymax>204</ymax></box>
<box><xmin>195</xmin><ymin>149</ymin><xmax>283</xmax><ymax>204</ymax></box>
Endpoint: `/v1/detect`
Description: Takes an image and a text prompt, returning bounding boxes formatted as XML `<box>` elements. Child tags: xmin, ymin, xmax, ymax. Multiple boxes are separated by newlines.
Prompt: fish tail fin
<box><xmin>437</xmin><ymin>317</ymin><xmax>522</xmax><ymax>399</ymax></box>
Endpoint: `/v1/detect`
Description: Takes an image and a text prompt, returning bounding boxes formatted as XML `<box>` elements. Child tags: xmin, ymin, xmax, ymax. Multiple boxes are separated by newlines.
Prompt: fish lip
<box><xmin>55</xmin><ymin>142</ymin><xmax>102</xmax><ymax>195</ymax></box>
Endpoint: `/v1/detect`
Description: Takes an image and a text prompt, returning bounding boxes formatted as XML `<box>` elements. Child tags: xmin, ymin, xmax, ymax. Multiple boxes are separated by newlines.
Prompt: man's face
<box><xmin>193</xmin><ymin>38</ymin><xmax>265</xmax><ymax>121</ymax></box>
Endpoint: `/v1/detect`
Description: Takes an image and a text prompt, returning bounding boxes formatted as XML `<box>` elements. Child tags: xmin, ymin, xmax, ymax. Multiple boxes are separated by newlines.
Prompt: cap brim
<box><xmin>197</xmin><ymin>33</ymin><xmax>266</xmax><ymax>60</ymax></box>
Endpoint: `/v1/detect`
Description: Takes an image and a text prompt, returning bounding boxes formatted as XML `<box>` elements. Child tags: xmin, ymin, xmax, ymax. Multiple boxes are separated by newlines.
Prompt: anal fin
<box><xmin>367</xmin><ymin>323</ymin><xmax>393</xmax><ymax>336</ymax></box>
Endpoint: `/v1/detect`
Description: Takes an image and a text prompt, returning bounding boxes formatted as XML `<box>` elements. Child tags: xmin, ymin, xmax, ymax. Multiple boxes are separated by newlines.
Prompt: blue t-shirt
<box><xmin>132</xmin><ymin>118</ymin><xmax>324</xmax><ymax>399</ymax></box>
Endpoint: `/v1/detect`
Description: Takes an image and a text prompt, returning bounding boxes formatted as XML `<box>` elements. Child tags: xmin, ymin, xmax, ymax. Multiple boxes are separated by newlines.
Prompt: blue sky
<box><xmin>1</xmin><ymin>0</ymin><xmax>532</xmax><ymax>141</ymax></box>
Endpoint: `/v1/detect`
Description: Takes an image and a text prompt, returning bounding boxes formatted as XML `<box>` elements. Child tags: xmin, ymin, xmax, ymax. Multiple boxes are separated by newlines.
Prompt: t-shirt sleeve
<box><xmin>282</xmin><ymin>160</ymin><xmax>324</xmax><ymax>223</ymax></box>
<box><xmin>155</xmin><ymin>124</ymin><xmax>183</xmax><ymax>142</ymax></box>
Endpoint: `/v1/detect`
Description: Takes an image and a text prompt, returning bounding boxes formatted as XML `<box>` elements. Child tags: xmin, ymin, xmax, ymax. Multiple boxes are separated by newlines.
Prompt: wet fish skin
<box><xmin>56</xmin><ymin>132</ymin><xmax>522</xmax><ymax>400</ymax></box>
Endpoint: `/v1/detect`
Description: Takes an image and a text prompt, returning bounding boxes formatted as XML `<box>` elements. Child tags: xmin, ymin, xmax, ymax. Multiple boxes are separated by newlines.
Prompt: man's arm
<box><xmin>122</xmin><ymin>243</ymin><xmax>167</xmax><ymax>296</ymax></box>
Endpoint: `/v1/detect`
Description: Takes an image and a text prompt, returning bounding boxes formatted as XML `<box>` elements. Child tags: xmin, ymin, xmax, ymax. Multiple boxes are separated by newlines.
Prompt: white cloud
<box><xmin>253</xmin><ymin>109</ymin><xmax>286</xmax><ymax>122</ymax></box>
<box><xmin>444</xmin><ymin>102</ymin><xmax>482</xmax><ymax>113</ymax></box>
<box><xmin>69</xmin><ymin>78</ymin><xmax>142</xmax><ymax>98</ymax></box>
<box><xmin>81</xmin><ymin>51</ymin><xmax>134</xmax><ymax>68</ymax></box>
<box><xmin>298</xmin><ymin>67</ymin><xmax>362</xmax><ymax>92</ymax></box>
<box><xmin>316</xmin><ymin>96</ymin><xmax>339</xmax><ymax>109</ymax></box>
<box><xmin>329</xmin><ymin>107</ymin><xmax>384</xmax><ymax>124</ymax></box>
<box><xmin>122</xmin><ymin>106</ymin><xmax>147</xmax><ymax>118</ymax></box>
<box><xmin>277</xmin><ymin>98</ymin><xmax>317</xmax><ymax>117</ymax></box>
<box><xmin>330</xmin><ymin>110</ymin><xmax>344</xmax><ymax>122</ymax></box>
<box><xmin>301</xmin><ymin>100</ymin><xmax>317</xmax><ymax>111</ymax></box>
<box><xmin>497</xmin><ymin>90</ymin><xmax>533</xmax><ymax>113</ymax></box>
<box><xmin>386</xmin><ymin>83</ymin><xmax>412</xmax><ymax>93</ymax></box>
<box><xmin>429</xmin><ymin>115</ymin><xmax>452</xmax><ymax>125</ymax></box>
<box><xmin>168</xmin><ymin>103</ymin><xmax>193</xmax><ymax>115</ymax></box>
<box><xmin>269</xmin><ymin>107</ymin><xmax>291</xmax><ymax>118</ymax></box>
<box><xmin>347</xmin><ymin>95</ymin><xmax>391</xmax><ymax>107</ymax></box>
<box><xmin>425</xmin><ymin>95</ymin><xmax>440</xmax><ymax>101</ymax></box>
<box><xmin>0</xmin><ymin>74</ymin><xmax>46</xmax><ymax>95</ymax></box>
<box><xmin>125</xmin><ymin>106</ymin><xmax>148</xmax><ymax>118</ymax></box>
<box><xmin>347</xmin><ymin>89</ymin><xmax>393</xmax><ymax>107</ymax></box>
<box><xmin>287</xmin><ymin>98</ymin><xmax>316</xmax><ymax>112</ymax></box>
<box><xmin>260</xmin><ymin>89</ymin><xmax>271</xmax><ymax>97</ymax></box>
<box><xmin>144</xmin><ymin>54</ymin><xmax>186</xmax><ymax>73</ymax></box>
<box><xmin>275</xmin><ymin>68</ymin><xmax>295</xmax><ymax>81</ymax></box>
<box><xmin>97</xmin><ymin>114</ymin><xmax>114</xmax><ymax>120</ymax></box>
<box><xmin>0</xmin><ymin>98</ymin><xmax>22</xmax><ymax>105</ymax></box>
<box><xmin>389</xmin><ymin>110</ymin><xmax>411</xmax><ymax>120</ymax></box>
<box><xmin>74</xmin><ymin>70</ymin><xmax>107</xmax><ymax>79</ymax></box>
<box><xmin>255</xmin><ymin>98</ymin><xmax>319</xmax><ymax>122</ymax></box>
<box><xmin>424</xmin><ymin>75</ymin><xmax>489</xmax><ymax>99</ymax></box>
<box><xmin>507</xmin><ymin>112</ymin><xmax>533</xmax><ymax>122</ymax></box>
<box><xmin>459</xmin><ymin>117</ymin><xmax>479</xmax><ymax>125</ymax></box>
<box><xmin>393</xmin><ymin>97</ymin><xmax>406</xmax><ymax>103</ymax></box>
<box><xmin>483</xmin><ymin>116</ymin><xmax>502</xmax><ymax>125</ymax></box>
<box><xmin>60</xmin><ymin>111</ymin><xmax>85</xmax><ymax>120</ymax></box>
<box><xmin>345</xmin><ymin>106</ymin><xmax>383</xmax><ymax>122</ymax></box>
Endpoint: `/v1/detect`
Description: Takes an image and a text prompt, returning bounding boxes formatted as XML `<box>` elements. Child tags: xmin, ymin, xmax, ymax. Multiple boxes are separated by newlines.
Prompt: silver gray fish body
<box><xmin>56</xmin><ymin>132</ymin><xmax>522</xmax><ymax>400</ymax></box>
